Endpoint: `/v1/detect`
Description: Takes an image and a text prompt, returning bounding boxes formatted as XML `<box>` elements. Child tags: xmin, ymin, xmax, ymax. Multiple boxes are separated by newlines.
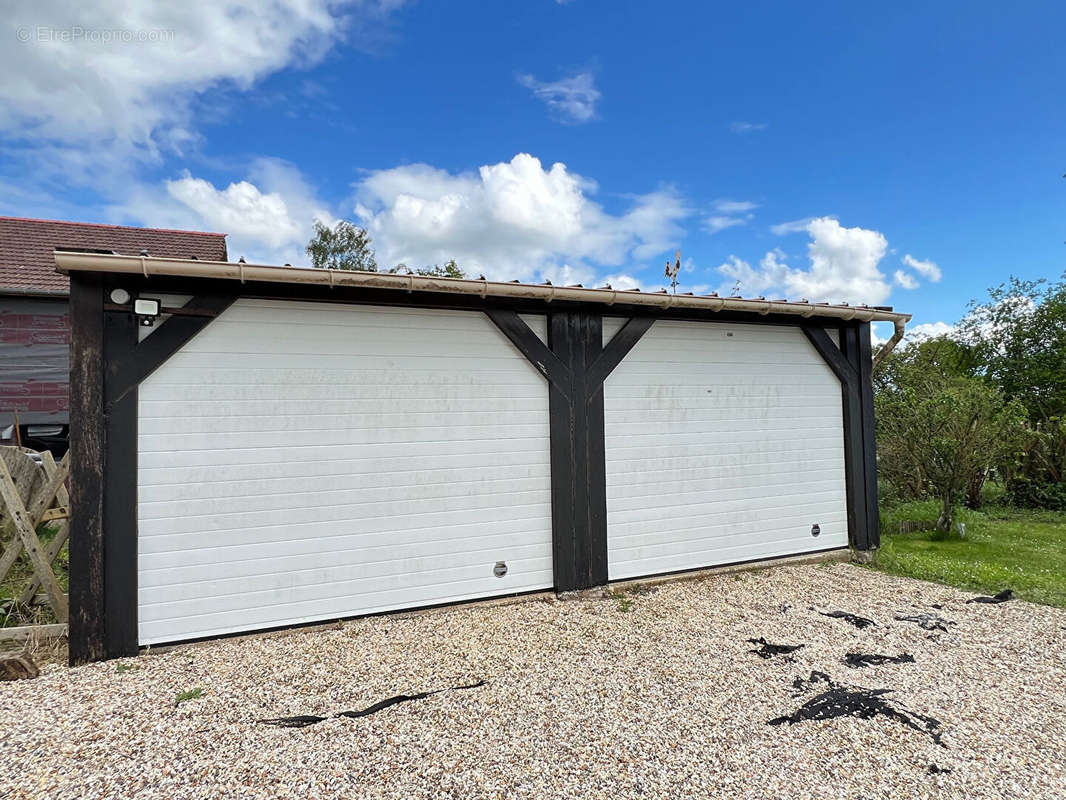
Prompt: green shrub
<box><xmin>879</xmin><ymin>500</ymin><xmax>940</xmax><ymax>537</ymax></box>
<box><xmin>877</xmin><ymin>479</ymin><xmax>903</xmax><ymax>507</ymax></box>
<box><xmin>1005</xmin><ymin>478</ymin><xmax>1066</xmax><ymax>511</ymax></box>
<box><xmin>979</xmin><ymin>481</ymin><xmax>1007</xmax><ymax>507</ymax></box>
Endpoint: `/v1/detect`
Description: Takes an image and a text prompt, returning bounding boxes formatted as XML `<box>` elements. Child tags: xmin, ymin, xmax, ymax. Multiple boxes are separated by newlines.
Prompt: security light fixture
<box><xmin>109</xmin><ymin>288</ymin><xmax>131</xmax><ymax>305</ymax></box>
<box><xmin>134</xmin><ymin>297</ymin><xmax>161</xmax><ymax>327</ymax></box>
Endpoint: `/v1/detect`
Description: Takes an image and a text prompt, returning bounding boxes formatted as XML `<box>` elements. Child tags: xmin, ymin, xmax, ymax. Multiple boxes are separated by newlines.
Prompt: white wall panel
<box><xmin>137</xmin><ymin>300</ymin><xmax>552</xmax><ymax>644</ymax></box>
<box><xmin>604</xmin><ymin>320</ymin><xmax>848</xmax><ymax>579</ymax></box>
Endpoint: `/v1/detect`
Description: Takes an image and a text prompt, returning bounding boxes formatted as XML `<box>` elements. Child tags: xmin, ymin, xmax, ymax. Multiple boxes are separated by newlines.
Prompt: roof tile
<box><xmin>0</xmin><ymin>217</ymin><xmax>227</xmax><ymax>295</ymax></box>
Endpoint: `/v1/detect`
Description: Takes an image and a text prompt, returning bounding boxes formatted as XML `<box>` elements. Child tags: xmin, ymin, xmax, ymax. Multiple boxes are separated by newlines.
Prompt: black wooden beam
<box><xmin>71</xmin><ymin>281</ymin><xmax>237</xmax><ymax>662</ymax></box>
<box><xmin>802</xmin><ymin>322</ymin><xmax>880</xmax><ymax>552</ymax></box>
<box><xmin>488</xmin><ymin>309</ymin><xmax>652</xmax><ymax>591</ymax></box>
<box><xmin>68</xmin><ymin>274</ymin><xmax>106</xmax><ymax>665</ymax></box>
<box><xmin>802</xmin><ymin>326</ymin><xmax>857</xmax><ymax>387</ymax></box>
<box><xmin>856</xmin><ymin>323</ymin><xmax>880</xmax><ymax>549</ymax></box>
<box><xmin>485</xmin><ymin>310</ymin><xmax>571</xmax><ymax>399</ymax></box>
<box><xmin>102</xmin><ymin>310</ymin><xmax>140</xmax><ymax>657</ymax></box>
<box><xmin>838</xmin><ymin>325</ymin><xmax>871</xmax><ymax>550</ymax></box>
<box><xmin>587</xmin><ymin>317</ymin><xmax>655</xmax><ymax>390</ymax></box>
<box><xmin>106</xmin><ymin>294</ymin><xmax>236</xmax><ymax>407</ymax></box>
<box><xmin>104</xmin><ymin>272</ymin><xmax>864</xmax><ymax>329</ymax></box>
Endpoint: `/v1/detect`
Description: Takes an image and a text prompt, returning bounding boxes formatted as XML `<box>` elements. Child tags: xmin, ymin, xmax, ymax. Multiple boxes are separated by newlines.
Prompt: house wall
<box><xmin>0</xmin><ymin>296</ymin><xmax>69</xmax><ymax>427</ymax></box>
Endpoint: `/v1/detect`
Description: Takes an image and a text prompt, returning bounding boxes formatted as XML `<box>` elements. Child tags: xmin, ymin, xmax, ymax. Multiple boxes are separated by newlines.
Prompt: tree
<box><xmin>957</xmin><ymin>272</ymin><xmax>1066</xmax><ymax>421</ymax></box>
<box><xmin>391</xmin><ymin>259</ymin><xmax>465</xmax><ymax>278</ymax></box>
<box><xmin>876</xmin><ymin>355</ymin><xmax>1025</xmax><ymax>534</ymax></box>
<box><xmin>414</xmin><ymin>259</ymin><xmax>464</xmax><ymax>278</ymax></box>
<box><xmin>306</xmin><ymin>220</ymin><xmax>377</xmax><ymax>272</ymax></box>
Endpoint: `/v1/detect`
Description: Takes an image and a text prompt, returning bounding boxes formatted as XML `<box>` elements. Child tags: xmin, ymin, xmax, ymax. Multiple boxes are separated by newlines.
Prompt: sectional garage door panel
<box><xmin>137</xmin><ymin>300</ymin><xmax>552</xmax><ymax>645</ymax></box>
<box><xmin>604</xmin><ymin>321</ymin><xmax>848</xmax><ymax>580</ymax></box>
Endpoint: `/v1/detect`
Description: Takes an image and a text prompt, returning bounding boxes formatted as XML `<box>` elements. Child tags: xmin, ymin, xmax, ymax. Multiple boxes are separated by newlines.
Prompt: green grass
<box><xmin>174</xmin><ymin>688</ymin><xmax>204</xmax><ymax>707</ymax></box>
<box><xmin>872</xmin><ymin>502</ymin><xmax>1066</xmax><ymax>608</ymax></box>
<box><xmin>0</xmin><ymin>523</ymin><xmax>68</xmax><ymax>627</ymax></box>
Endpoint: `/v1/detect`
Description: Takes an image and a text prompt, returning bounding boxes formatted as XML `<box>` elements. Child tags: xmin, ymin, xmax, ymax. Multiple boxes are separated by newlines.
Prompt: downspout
<box><xmin>872</xmin><ymin>319</ymin><xmax>907</xmax><ymax>371</ymax></box>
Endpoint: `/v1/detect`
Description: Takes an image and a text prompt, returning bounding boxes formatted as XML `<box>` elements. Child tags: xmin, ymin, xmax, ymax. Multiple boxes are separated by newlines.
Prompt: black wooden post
<box><xmin>68</xmin><ymin>274</ymin><xmax>107</xmax><ymax>664</ymax></box>
<box><xmin>856</xmin><ymin>322</ymin><xmax>880</xmax><ymax>548</ymax></box>
<box><xmin>803</xmin><ymin>323</ymin><xmax>879</xmax><ymax>552</ymax></box>
<box><xmin>102</xmin><ymin>310</ymin><xmax>140</xmax><ymax>657</ymax></box>
<box><xmin>68</xmin><ymin>282</ymin><xmax>237</xmax><ymax>663</ymax></box>
<box><xmin>488</xmin><ymin>310</ymin><xmax>653</xmax><ymax>592</ymax></box>
<box><xmin>547</xmin><ymin>312</ymin><xmax>606</xmax><ymax>590</ymax></box>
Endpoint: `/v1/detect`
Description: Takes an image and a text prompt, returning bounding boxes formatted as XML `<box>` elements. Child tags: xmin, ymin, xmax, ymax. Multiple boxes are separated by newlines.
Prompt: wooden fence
<box><xmin>0</xmin><ymin>447</ymin><xmax>69</xmax><ymax>642</ymax></box>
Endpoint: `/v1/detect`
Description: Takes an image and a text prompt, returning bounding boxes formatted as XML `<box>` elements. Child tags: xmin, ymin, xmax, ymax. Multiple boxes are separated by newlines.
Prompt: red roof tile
<box><xmin>0</xmin><ymin>217</ymin><xmax>227</xmax><ymax>296</ymax></box>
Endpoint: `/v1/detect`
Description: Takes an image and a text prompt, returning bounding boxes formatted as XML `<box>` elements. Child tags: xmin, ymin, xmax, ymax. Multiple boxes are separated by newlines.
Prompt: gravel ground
<box><xmin>2</xmin><ymin>562</ymin><xmax>1065</xmax><ymax>799</ymax></box>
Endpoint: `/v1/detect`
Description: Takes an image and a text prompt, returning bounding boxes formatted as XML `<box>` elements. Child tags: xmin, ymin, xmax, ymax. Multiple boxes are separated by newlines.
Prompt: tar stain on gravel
<box><xmin>895</xmin><ymin>612</ymin><xmax>957</xmax><ymax>632</ymax></box>
<box><xmin>967</xmin><ymin>589</ymin><xmax>1014</xmax><ymax>605</ymax></box>
<box><xmin>260</xmin><ymin>680</ymin><xmax>487</xmax><ymax>728</ymax></box>
<box><xmin>769</xmin><ymin>670</ymin><xmax>946</xmax><ymax>747</ymax></box>
<box><xmin>844</xmin><ymin>652</ymin><xmax>916</xmax><ymax>669</ymax></box>
<box><xmin>818</xmin><ymin>609</ymin><xmax>877</xmax><ymax>629</ymax></box>
<box><xmin>747</xmin><ymin>638</ymin><xmax>805</xmax><ymax>660</ymax></box>
<box><xmin>2</xmin><ymin>563</ymin><xmax>1065</xmax><ymax>799</ymax></box>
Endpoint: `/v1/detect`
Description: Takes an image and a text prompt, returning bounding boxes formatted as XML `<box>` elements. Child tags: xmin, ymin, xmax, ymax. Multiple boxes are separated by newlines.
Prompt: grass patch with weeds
<box><xmin>872</xmin><ymin>503</ymin><xmax>1066</xmax><ymax>608</ymax></box>
<box><xmin>115</xmin><ymin>662</ymin><xmax>139</xmax><ymax>674</ymax></box>
<box><xmin>604</xmin><ymin>588</ymin><xmax>636</xmax><ymax>612</ymax></box>
<box><xmin>175</xmin><ymin>688</ymin><xmax>204</xmax><ymax>707</ymax></box>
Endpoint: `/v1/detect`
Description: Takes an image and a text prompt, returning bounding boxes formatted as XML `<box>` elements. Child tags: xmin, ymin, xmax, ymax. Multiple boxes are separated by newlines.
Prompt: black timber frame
<box><xmin>67</xmin><ymin>271</ymin><xmax>881</xmax><ymax>663</ymax></box>
<box><xmin>69</xmin><ymin>273</ymin><xmax>236</xmax><ymax>663</ymax></box>
<box><xmin>487</xmin><ymin>311</ymin><xmax>653</xmax><ymax>591</ymax></box>
<box><xmin>801</xmin><ymin>324</ymin><xmax>881</xmax><ymax>551</ymax></box>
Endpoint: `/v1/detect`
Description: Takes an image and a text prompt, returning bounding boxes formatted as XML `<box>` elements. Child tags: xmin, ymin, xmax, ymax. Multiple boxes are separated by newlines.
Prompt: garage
<box><xmin>137</xmin><ymin>300</ymin><xmax>553</xmax><ymax>644</ymax></box>
<box><xmin>57</xmin><ymin>252</ymin><xmax>906</xmax><ymax>663</ymax></box>
<box><xmin>604</xmin><ymin>320</ymin><xmax>847</xmax><ymax>580</ymax></box>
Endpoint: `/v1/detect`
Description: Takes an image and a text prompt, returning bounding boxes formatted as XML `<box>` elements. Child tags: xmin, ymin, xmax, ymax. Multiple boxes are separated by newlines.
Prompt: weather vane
<box><xmin>664</xmin><ymin>249</ymin><xmax>681</xmax><ymax>294</ymax></box>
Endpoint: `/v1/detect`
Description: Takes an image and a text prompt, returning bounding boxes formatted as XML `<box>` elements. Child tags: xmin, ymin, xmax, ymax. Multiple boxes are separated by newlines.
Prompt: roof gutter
<box><xmin>54</xmin><ymin>251</ymin><xmax>912</xmax><ymax>325</ymax></box>
<box><xmin>0</xmin><ymin>287</ymin><xmax>70</xmax><ymax>298</ymax></box>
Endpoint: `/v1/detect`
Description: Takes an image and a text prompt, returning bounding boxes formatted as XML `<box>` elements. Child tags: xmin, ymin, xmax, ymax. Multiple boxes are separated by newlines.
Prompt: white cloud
<box><xmin>729</xmin><ymin>121</ymin><xmax>768</xmax><ymax>134</ymax></box>
<box><xmin>704</xmin><ymin>215</ymin><xmax>747</xmax><ymax>234</ymax></box>
<box><xmin>902</xmin><ymin>253</ymin><xmax>942</xmax><ymax>282</ymax></box>
<box><xmin>713</xmin><ymin>199</ymin><xmax>759</xmax><ymax>214</ymax></box>
<box><xmin>894</xmin><ymin>270</ymin><xmax>919</xmax><ymax>290</ymax></box>
<box><xmin>0</xmin><ymin>1</ymin><xmax>403</xmax><ymax>171</ymax></box>
<box><xmin>517</xmin><ymin>71</ymin><xmax>601</xmax><ymax>124</ymax></box>
<box><xmin>112</xmin><ymin>158</ymin><xmax>332</xmax><ymax>265</ymax></box>
<box><xmin>601</xmin><ymin>273</ymin><xmax>661</xmax><ymax>291</ymax></box>
<box><xmin>770</xmin><ymin>217</ymin><xmax>817</xmax><ymax>235</ymax></box>
<box><xmin>539</xmin><ymin>263</ymin><xmax>596</xmax><ymax>286</ymax></box>
<box><xmin>907</xmin><ymin>321</ymin><xmax>955</xmax><ymax>339</ymax></box>
<box><xmin>716</xmin><ymin>217</ymin><xmax>891</xmax><ymax>304</ymax></box>
<box><xmin>704</xmin><ymin>200</ymin><xmax>757</xmax><ymax>235</ymax></box>
<box><xmin>354</xmin><ymin>152</ymin><xmax>689</xmax><ymax>280</ymax></box>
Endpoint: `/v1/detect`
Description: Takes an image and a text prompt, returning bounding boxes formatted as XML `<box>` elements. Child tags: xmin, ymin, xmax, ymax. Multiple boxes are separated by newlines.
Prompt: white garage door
<box><xmin>604</xmin><ymin>320</ymin><xmax>848</xmax><ymax>580</ymax></box>
<box><xmin>137</xmin><ymin>300</ymin><xmax>553</xmax><ymax>645</ymax></box>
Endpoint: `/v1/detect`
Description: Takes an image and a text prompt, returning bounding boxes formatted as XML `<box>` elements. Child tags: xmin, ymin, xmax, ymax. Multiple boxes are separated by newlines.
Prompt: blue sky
<box><xmin>2</xmin><ymin>1</ymin><xmax>1064</xmax><ymax>338</ymax></box>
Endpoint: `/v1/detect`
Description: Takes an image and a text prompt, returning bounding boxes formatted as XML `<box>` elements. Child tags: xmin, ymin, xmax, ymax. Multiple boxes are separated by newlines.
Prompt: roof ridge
<box><xmin>0</xmin><ymin>216</ymin><xmax>226</xmax><ymax>238</ymax></box>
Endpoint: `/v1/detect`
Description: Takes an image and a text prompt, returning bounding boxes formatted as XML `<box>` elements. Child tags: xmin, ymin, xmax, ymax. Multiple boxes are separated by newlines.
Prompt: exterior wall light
<box><xmin>134</xmin><ymin>297</ymin><xmax>161</xmax><ymax>326</ymax></box>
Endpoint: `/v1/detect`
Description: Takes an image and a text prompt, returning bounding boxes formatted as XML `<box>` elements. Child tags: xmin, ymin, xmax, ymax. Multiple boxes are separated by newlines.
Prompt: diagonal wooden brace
<box><xmin>19</xmin><ymin>452</ymin><xmax>72</xmax><ymax>606</ymax></box>
<box><xmin>0</xmin><ymin>454</ymin><xmax>69</xmax><ymax>621</ymax></box>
